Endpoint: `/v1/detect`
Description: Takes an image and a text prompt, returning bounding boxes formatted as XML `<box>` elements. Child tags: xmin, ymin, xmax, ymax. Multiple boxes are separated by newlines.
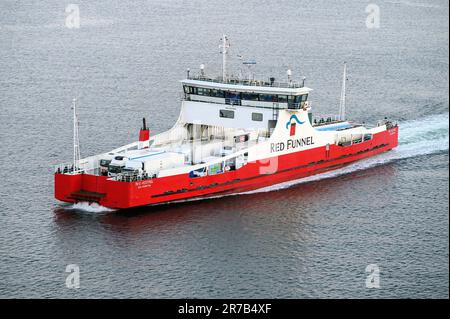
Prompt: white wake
<box><xmin>66</xmin><ymin>202</ymin><xmax>115</xmax><ymax>213</ymax></box>
<box><xmin>242</xmin><ymin>113</ymin><xmax>449</xmax><ymax>194</ymax></box>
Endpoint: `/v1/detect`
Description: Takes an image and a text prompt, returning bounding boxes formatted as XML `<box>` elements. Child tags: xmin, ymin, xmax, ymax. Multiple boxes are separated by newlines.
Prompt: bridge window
<box><xmin>252</xmin><ymin>112</ymin><xmax>263</xmax><ymax>121</ymax></box>
<box><xmin>287</xmin><ymin>96</ymin><xmax>296</xmax><ymax>108</ymax></box>
<box><xmin>241</xmin><ymin>93</ymin><xmax>259</xmax><ymax>101</ymax></box>
<box><xmin>224</xmin><ymin>92</ymin><xmax>241</xmax><ymax>105</ymax></box>
<box><xmin>189</xmin><ymin>86</ymin><xmax>198</xmax><ymax>94</ymax></box>
<box><xmin>259</xmin><ymin>94</ymin><xmax>274</xmax><ymax>102</ymax></box>
<box><xmin>225</xmin><ymin>92</ymin><xmax>241</xmax><ymax>99</ymax></box>
<box><xmin>210</xmin><ymin>89</ymin><xmax>224</xmax><ymax>98</ymax></box>
<box><xmin>294</xmin><ymin>94</ymin><xmax>308</xmax><ymax>103</ymax></box>
<box><xmin>187</xmin><ymin>87</ymin><xmax>225</xmax><ymax>98</ymax></box>
<box><xmin>197</xmin><ymin>87</ymin><xmax>211</xmax><ymax>96</ymax></box>
<box><xmin>277</xmin><ymin>95</ymin><xmax>288</xmax><ymax>103</ymax></box>
<box><xmin>219</xmin><ymin>109</ymin><xmax>235</xmax><ymax>119</ymax></box>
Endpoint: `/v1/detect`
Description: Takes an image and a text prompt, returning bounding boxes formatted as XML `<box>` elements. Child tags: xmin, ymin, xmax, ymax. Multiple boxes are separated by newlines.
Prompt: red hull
<box><xmin>55</xmin><ymin>127</ymin><xmax>398</xmax><ymax>209</ymax></box>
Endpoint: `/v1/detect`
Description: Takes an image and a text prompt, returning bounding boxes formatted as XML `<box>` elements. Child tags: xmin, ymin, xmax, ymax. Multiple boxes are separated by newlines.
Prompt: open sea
<box><xmin>0</xmin><ymin>0</ymin><xmax>448</xmax><ymax>298</ymax></box>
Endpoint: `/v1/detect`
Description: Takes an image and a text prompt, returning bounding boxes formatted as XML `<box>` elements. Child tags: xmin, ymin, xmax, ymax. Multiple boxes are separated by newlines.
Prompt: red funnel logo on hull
<box><xmin>290</xmin><ymin>123</ymin><xmax>296</xmax><ymax>136</ymax></box>
<box><xmin>286</xmin><ymin>114</ymin><xmax>304</xmax><ymax>136</ymax></box>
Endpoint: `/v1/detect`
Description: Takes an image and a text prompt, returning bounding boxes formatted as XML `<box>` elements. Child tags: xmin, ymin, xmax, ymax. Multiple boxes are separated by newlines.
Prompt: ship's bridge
<box><xmin>181</xmin><ymin>77</ymin><xmax>312</xmax><ymax>110</ymax></box>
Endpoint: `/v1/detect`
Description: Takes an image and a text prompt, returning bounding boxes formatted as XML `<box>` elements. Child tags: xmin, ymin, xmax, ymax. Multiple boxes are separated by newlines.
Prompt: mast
<box><xmin>72</xmin><ymin>98</ymin><xmax>81</xmax><ymax>171</ymax></box>
<box><xmin>220</xmin><ymin>34</ymin><xmax>230</xmax><ymax>82</ymax></box>
<box><xmin>339</xmin><ymin>62</ymin><xmax>347</xmax><ymax>121</ymax></box>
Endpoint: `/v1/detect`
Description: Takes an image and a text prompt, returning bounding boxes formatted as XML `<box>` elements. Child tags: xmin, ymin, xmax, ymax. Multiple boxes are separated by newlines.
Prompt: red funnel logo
<box><xmin>286</xmin><ymin>115</ymin><xmax>304</xmax><ymax>136</ymax></box>
<box><xmin>290</xmin><ymin>123</ymin><xmax>296</xmax><ymax>136</ymax></box>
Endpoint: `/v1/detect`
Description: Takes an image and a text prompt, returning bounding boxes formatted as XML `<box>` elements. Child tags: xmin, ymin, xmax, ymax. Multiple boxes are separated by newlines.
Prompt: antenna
<box><xmin>339</xmin><ymin>62</ymin><xmax>347</xmax><ymax>121</ymax></box>
<box><xmin>287</xmin><ymin>69</ymin><xmax>292</xmax><ymax>82</ymax></box>
<box><xmin>219</xmin><ymin>34</ymin><xmax>230</xmax><ymax>82</ymax></box>
<box><xmin>200</xmin><ymin>64</ymin><xmax>205</xmax><ymax>77</ymax></box>
<box><xmin>72</xmin><ymin>98</ymin><xmax>81</xmax><ymax>171</ymax></box>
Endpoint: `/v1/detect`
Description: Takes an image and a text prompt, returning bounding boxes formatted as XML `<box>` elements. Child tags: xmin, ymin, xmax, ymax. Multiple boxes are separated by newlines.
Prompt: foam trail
<box><xmin>242</xmin><ymin>113</ymin><xmax>449</xmax><ymax>194</ymax></box>
<box><xmin>67</xmin><ymin>202</ymin><xmax>115</xmax><ymax>213</ymax></box>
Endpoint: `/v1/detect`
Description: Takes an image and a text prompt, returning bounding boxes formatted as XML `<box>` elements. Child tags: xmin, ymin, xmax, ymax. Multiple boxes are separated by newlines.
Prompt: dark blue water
<box><xmin>0</xmin><ymin>0</ymin><xmax>448</xmax><ymax>298</ymax></box>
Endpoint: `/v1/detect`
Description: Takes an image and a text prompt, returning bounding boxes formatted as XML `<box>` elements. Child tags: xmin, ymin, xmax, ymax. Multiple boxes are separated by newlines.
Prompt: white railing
<box><xmin>54</xmin><ymin>142</ymin><xmax>140</xmax><ymax>175</ymax></box>
<box><xmin>112</xmin><ymin>172</ymin><xmax>155</xmax><ymax>182</ymax></box>
<box><xmin>187</xmin><ymin>75</ymin><xmax>305</xmax><ymax>88</ymax></box>
<box><xmin>312</xmin><ymin>115</ymin><xmax>341</xmax><ymax>126</ymax></box>
<box><xmin>54</xmin><ymin>154</ymin><xmax>101</xmax><ymax>175</ymax></box>
<box><xmin>54</xmin><ymin>162</ymin><xmax>87</xmax><ymax>175</ymax></box>
<box><xmin>377</xmin><ymin>119</ymin><xmax>397</xmax><ymax>129</ymax></box>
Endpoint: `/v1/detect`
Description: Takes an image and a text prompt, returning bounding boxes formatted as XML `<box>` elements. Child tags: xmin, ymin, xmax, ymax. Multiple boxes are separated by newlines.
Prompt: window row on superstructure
<box><xmin>183</xmin><ymin>85</ymin><xmax>308</xmax><ymax>109</ymax></box>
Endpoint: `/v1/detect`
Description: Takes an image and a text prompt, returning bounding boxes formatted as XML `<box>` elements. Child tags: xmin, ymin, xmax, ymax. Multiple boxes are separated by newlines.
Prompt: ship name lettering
<box><xmin>270</xmin><ymin>136</ymin><xmax>314</xmax><ymax>153</ymax></box>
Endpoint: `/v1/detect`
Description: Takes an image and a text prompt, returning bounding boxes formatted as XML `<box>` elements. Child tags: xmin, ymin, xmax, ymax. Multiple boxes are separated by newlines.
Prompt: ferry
<box><xmin>54</xmin><ymin>35</ymin><xmax>399</xmax><ymax>209</ymax></box>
